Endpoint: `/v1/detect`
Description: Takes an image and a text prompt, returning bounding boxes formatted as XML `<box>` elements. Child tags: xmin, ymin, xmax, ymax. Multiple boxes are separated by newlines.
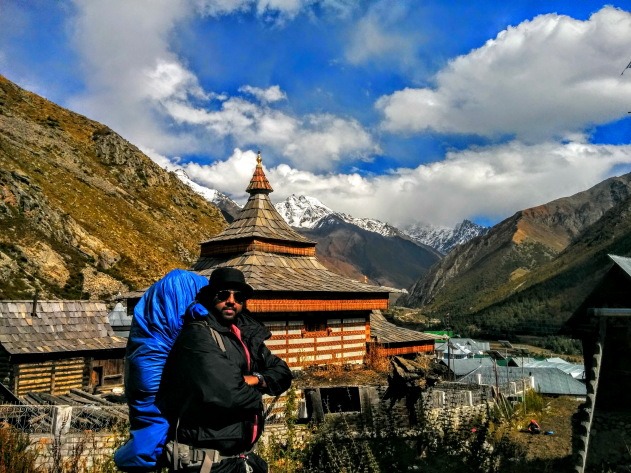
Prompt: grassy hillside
<box><xmin>454</xmin><ymin>194</ymin><xmax>631</xmax><ymax>337</ymax></box>
<box><xmin>0</xmin><ymin>75</ymin><xmax>226</xmax><ymax>299</ymax></box>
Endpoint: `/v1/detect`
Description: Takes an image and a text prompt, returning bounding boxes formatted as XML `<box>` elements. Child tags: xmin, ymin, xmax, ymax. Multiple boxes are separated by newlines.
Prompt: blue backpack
<box><xmin>114</xmin><ymin>269</ymin><xmax>209</xmax><ymax>471</ymax></box>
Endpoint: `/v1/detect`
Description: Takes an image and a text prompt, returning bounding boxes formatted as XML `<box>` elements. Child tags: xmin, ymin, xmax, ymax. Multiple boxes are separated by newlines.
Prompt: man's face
<box><xmin>211</xmin><ymin>288</ymin><xmax>246</xmax><ymax>324</ymax></box>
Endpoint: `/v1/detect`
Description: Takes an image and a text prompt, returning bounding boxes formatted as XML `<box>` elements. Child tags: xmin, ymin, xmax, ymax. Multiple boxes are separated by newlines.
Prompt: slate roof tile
<box><xmin>0</xmin><ymin>300</ymin><xmax>127</xmax><ymax>356</ymax></box>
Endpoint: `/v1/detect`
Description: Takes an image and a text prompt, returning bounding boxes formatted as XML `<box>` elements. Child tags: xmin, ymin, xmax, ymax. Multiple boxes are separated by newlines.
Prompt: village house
<box><xmin>0</xmin><ymin>300</ymin><xmax>126</xmax><ymax>399</ymax></box>
<box><xmin>435</xmin><ymin>338</ymin><xmax>490</xmax><ymax>360</ymax></box>
<box><xmin>564</xmin><ymin>253</ymin><xmax>631</xmax><ymax>472</ymax></box>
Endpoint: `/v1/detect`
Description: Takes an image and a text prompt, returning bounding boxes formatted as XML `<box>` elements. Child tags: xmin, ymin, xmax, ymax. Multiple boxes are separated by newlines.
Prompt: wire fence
<box><xmin>0</xmin><ymin>403</ymin><xmax>128</xmax><ymax>471</ymax></box>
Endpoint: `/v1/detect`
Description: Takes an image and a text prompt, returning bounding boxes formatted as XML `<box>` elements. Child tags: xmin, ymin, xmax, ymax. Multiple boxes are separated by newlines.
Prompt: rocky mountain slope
<box><xmin>0</xmin><ymin>74</ymin><xmax>226</xmax><ymax>300</ymax></box>
<box><xmin>274</xmin><ymin>194</ymin><xmax>487</xmax><ymax>254</ymax></box>
<box><xmin>399</xmin><ymin>173</ymin><xmax>631</xmax><ymax>335</ymax></box>
<box><xmin>299</xmin><ymin>214</ymin><xmax>441</xmax><ymax>289</ymax></box>
<box><xmin>272</xmin><ymin>194</ymin><xmax>443</xmax><ymax>288</ymax></box>
<box><xmin>401</xmin><ymin>220</ymin><xmax>488</xmax><ymax>255</ymax></box>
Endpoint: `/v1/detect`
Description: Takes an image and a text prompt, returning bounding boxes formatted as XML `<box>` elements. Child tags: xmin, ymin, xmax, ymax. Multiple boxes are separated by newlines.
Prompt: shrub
<box><xmin>0</xmin><ymin>421</ymin><xmax>41</xmax><ymax>473</ymax></box>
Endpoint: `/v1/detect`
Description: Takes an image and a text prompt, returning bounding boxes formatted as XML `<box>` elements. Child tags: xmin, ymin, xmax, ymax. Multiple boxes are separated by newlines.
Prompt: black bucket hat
<box><xmin>208</xmin><ymin>267</ymin><xmax>254</xmax><ymax>298</ymax></box>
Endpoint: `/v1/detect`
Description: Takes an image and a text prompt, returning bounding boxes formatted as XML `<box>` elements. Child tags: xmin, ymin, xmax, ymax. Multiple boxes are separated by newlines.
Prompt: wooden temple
<box><xmin>192</xmin><ymin>153</ymin><xmax>391</xmax><ymax>369</ymax></box>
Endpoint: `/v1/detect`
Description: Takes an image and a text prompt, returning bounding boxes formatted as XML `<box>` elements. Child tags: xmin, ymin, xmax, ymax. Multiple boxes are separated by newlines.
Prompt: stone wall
<box><xmin>30</xmin><ymin>431</ymin><xmax>122</xmax><ymax>471</ymax></box>
<box><xmin>260</xmin><ymin>383</ymin><xmax>493</xmax><ymax>447</ymax></box>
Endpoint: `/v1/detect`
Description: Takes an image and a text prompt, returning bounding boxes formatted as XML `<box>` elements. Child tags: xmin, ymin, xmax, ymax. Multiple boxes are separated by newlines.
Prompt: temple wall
<box><xmin>263</xmin><ymin>314</ymin><xmax>369</xmax><ymax>369</ymax></box>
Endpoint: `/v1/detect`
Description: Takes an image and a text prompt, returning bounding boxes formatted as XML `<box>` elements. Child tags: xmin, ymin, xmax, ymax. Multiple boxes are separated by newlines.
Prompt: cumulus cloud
<box><xmin>376</xmin><ymin>7</ymin><xmax>631</xmax><ymax>141</ymax></box>
<box><xmin>161</xmin><ymin>92</ymin><xmax>377</xmax><ymax>171</ymax></box>
<box><xmin>175</xmin><ymin>141</ymin><xmax>631</xmax><ymax>227</ymax></box>
<box><xmin>66</xmin><ymin>0</ymin><xmax>376</xmax><ymax>170</ymax></box>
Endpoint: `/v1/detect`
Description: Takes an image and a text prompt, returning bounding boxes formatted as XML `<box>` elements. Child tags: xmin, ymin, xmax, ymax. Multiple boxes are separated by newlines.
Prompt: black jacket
<box><xmin>157</xmin><ymin>309</ymin><xmax>292</xmax><ymax>455</ymax></box>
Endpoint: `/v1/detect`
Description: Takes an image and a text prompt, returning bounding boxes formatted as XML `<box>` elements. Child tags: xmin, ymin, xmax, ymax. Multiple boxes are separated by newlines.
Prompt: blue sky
<box><xmin>2</xmin><ymin>1</ymin><xmax>631</xmax><ymax>228</ymax></box>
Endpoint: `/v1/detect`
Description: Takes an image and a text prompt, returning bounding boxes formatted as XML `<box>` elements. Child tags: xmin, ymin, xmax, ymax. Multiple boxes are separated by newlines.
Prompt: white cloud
<box><xmin>145</xmin><ymin>60</ymin><xmax>208</xmax><ymax>101</ymax></box>
<box><xmin>377</xmin><ymin>7</ymin><xmax>631</xmax><ymax>141</ymax></box>
<box><xmin>239</xmin><ymin>85</ymin><xmax>287</xmax><ymax>103</ymax></box>
<box><xmin>161</xmin><ymin>93</ymin><xmax>377</xmax><ymax>171</ymax></box>
<box><xmin>196</xmin><ymin>0</ymin><xmax>314</xmax><ymax>21</ymax></box>
<box><xmin>66</xmin><ymin>0</ymin><xmax>376</xmax><ymax>170</ymax></box>
<box><xmin>178</xmin><ymin>141</ymin><xmax>631</xmax><ymax>227</ymax></box>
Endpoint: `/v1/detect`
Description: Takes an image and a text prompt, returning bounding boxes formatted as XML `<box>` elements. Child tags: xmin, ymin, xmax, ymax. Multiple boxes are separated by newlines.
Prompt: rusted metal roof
<box><xmin>369</xmin><ymin>310</ymin><xmax>438</xmax><ymax>344</ymax></box>
<box><xmin>0</xmin><ymin>301</ymin><xmax>127</xmax><ymax>355</ymax></box>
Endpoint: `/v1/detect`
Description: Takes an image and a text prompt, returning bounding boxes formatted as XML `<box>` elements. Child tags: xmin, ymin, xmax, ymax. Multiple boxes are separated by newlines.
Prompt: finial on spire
<box><xmin>246</xmin><ymin>150</ymin><xmax>273</xmax><ymax>194</ymax></box>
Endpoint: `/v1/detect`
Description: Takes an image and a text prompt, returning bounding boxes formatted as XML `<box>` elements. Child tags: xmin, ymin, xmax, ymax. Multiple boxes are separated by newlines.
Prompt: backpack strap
<box><xmin>187</xmin><ymin>320</ymin><xmax>227</xmax><ymax>353</ymax></box>
<box><xmin>208</xmin><ymin>325</ymin><xmax>226</xmax><ymax>353</ymax></box>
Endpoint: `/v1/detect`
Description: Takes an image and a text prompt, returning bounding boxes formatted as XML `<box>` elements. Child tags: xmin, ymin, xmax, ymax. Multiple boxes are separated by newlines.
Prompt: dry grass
<box><xmin>506</xmin><ymin>396</ymin><xmax>582</xmax><ymax>472</ymax></box>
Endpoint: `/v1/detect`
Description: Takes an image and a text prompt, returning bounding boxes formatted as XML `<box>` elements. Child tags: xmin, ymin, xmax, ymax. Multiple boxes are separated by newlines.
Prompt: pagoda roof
<box><xmin>194</xmin><ymin>250</ymin><xmax>389</xmax><ymax>294</ymax></box>
<box><xmin>201</xmin><ymin>193</ymin><xmax>314</xmax><ymax>246</ymax></box>
<box><xmin>201</xmin><ymin>153</ymin><xmax>314</xmax><ymax>248</ymax></box>
<box><xmin>192</xmin><ymin>152</ymin><xmax>390</xmax><ymax>301</ymax></box>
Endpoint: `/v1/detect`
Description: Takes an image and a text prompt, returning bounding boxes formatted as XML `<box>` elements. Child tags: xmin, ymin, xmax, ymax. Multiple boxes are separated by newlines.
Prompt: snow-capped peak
<box><xmin>171</xmin><ymin>168</ymin><xmax>242</xmax><ymax>211</ymax></box>
<box><xmin>274</xmin><ymin>194</ymin><xmax>487</xmax><ymax>253</ymax></box>
<box><xmin>402</xmin><ymin>220</ymin><xmax>488</xmax><ymax>254</ymax></box>
<box><xmin>274</xmin><ymin>194</ymin><xmax>334</xmax><ymax>229</ymax></box>
<box><xmin>274</xmin><ymin>194</ymin><xmax>400</xmax><ymax>237</ymax></box>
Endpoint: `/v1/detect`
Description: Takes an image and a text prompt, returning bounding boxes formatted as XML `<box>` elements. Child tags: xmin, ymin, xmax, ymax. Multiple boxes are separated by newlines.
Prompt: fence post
<box><xmin>51</xmin><ymin>405</ymin><xmax>72</xmax><ymax>436</ymax></box>
<box><xmin>464</xmin><ymin>391</ymin><xmax>473</xmax><ymax>407</ymax></box>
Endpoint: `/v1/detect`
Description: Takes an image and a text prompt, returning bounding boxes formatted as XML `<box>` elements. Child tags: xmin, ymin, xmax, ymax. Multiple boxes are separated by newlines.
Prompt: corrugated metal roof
<box><xmin>370</xmin><ymin>310</ymin><xmax>438</xmax><ymax>344</ymax></box>
<box><xmin>0</xmin><ymin>301</ymin><xmax>127</xmax><ymax>355</ymax></box>
<box><xmin>440</xmin><ymin>357</ymin><xmax>495</xmax><ymax>377</ymax></box>
<box><xmin>516</xmin><ymin>359</ymin><xmax>585</xmax><ymax>380</ymax></box>
<box><xmin>435</xmin><ymin>338</ymin><xmax>491</xmax><ymax>354</ymax></box>
<box><xmin>610</xmin><ymin>254</ymin><xmax>631</xmax><ymax>278</ymax></box>
<box><xmin>458</xmin><ymin>366</ymin><xmax>586</xmax><ymax>396</ymax></box>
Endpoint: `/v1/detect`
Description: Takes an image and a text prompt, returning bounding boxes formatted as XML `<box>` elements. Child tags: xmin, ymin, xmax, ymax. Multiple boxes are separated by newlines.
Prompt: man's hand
<box><xmin>243</xmin><ymin>375</ymin><xmax>259</xmax><ymax>386</ymax></box>
<box><xmin>244</xmin><ymin>373</ymin><xmax>267</xmax><ymax>388</ymax></box>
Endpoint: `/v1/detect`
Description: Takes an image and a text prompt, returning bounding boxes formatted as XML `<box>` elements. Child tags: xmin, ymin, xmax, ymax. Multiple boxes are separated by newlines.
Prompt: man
<box><xmin>157</xmin><ymin>267</ymin><xmax>292</xmax><ymax>472</ymax></box>
<box><xmin>527</xmin><ymin>419</ymin><xmax>541</xmax><ymax>434</ymax></box>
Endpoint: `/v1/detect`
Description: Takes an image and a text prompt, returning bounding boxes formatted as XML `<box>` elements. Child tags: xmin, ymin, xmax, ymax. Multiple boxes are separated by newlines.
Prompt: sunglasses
<box><xmin>214</xmin><ymin>289</ymin><xmax>247</xmax><ymax>304</ymax></box>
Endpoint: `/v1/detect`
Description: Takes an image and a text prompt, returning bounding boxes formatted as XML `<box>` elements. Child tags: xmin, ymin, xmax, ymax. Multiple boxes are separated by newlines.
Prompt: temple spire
<box><xmin>246</xmin><ymin>151</ymin><xmax>274</xmax><ymax>194</ymax></box>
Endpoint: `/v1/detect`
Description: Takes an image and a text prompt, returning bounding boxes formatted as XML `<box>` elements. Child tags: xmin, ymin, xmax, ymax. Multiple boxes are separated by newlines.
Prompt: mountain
<box><xmin>274</xmin><ymin>194</ymin><xmax>486</xmax><ymax>252</ymax></box>
<box><xmin>0</xmin><ymin>74</ymin><xmax>226</xmax><ymax>300</ymax></box>
<box><xmin>299</xmin><ymin>214</ymin><xmax>441</xmax><ymax>289</ymax></box>
<box><xmin>275</xmin><ymin>194</ymin><xmax>400</xmax><ymax>237</ymax></box>
<box><xmin>399</xmin><ymin>173</ymin><xmax>631</xmax><ymax>336</ymax></box>
<box><xmin>173</xmin><ymin>170</ymin><xmax>242</xmax><ymax>223</ymax></box>
<box><xmin>402</xmin><ymin>220</ymin><xmax>489</xmax><ymax>255</ymax></box>
<box><xmin>269</xmin><ymin>194</ymin><xmax>441</xmax><ymax>288</ymax></box>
